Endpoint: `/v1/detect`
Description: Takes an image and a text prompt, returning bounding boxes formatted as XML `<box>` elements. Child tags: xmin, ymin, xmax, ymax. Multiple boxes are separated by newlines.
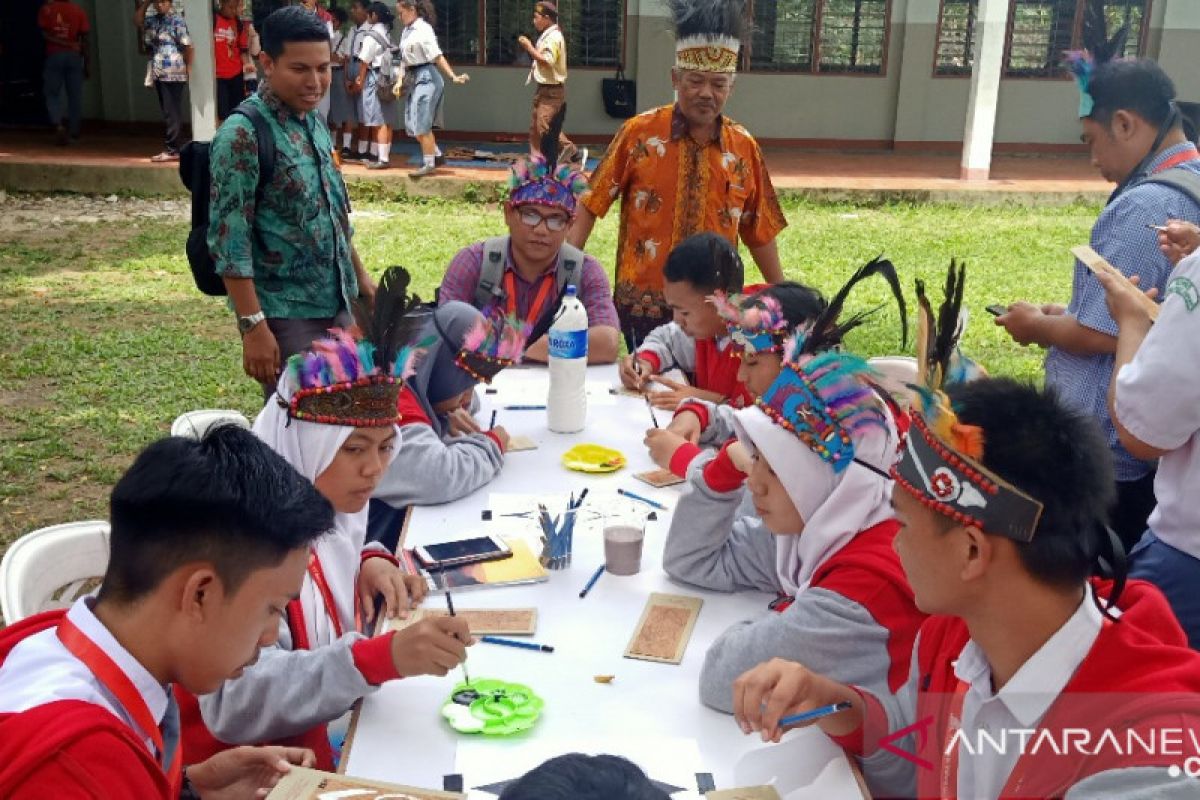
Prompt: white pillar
<box><xmin>960</xmin><ymin>0</ymin><xmax>1009</xmax><ymax>181</ymax></box>
<box><xmin>182</xmin><ymin>0</ymin><xmax>217</xmax><ymax>140</ymax></box>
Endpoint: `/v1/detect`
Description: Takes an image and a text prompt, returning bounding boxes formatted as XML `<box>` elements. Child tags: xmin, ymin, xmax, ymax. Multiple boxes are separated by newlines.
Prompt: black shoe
<box><xmin>434</xmin><ymin>155</ymin><xmax>446</xmax><ymax>167</ymax></box>
<box><xmin>340</xmin><ymin>147</ymin><xmax>355</xmax><ymax>161</ymax></box>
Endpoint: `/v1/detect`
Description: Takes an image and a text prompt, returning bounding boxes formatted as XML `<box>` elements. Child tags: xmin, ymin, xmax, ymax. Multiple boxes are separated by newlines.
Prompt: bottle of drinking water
<box><xmin>547</xmin><ymin>285</ymin><xmax>588</xmax><ymax>433</ymax></box>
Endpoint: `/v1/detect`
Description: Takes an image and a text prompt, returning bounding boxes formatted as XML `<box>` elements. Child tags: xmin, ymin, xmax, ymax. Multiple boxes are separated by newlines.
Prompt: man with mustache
<box><xmin>567</xmin><ymin>0</ymin><xmax>787</xmax><ymax>346</ymax></box>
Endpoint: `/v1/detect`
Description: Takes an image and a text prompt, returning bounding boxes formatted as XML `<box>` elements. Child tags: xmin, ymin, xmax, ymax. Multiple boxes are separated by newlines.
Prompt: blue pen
<box><xmin>779</xmin><ymin>701</ymin><xmax>853</xmax><ymax>728</ymax></box>
<box><xmin>481</xmin><ymin>636</ymin><xmax>554</xmax><ymax>653</ymax></box>
<box><xmin>617</xmin><ymin>488</ymin><xmax>667</xmax><ymax>510</ymax></box>
<box><xmin>503</xmin><ymin>404</ymin><xmax>546</xmax><ymax>410</ymax></box>
<box><xmin>579</xmin><ymin>565</ymin><xmax>605</xmax><ymax>598</ymax></box>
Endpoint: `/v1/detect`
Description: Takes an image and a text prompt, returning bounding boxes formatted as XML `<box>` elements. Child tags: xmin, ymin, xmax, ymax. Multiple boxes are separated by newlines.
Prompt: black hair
<box><xmin>329</xmin><ymin>3</ymin><xmax>348</xmax><ymax>24</ymax></box>
<box><xmin>398</xmin><ymin>0</ymin><xmax>436</xmax><ymax>25</ymax></box>
<box><xmin>368</xmin><ymin>1</ymin><xmax>393</xmax><ymax>25</ymax></box>
<box><xmin>535</xmin><ymin>1</ymin><xmax>558</xmax><ymax>22</ymax></box>
<box><xmin>97</xmin><ymin>425</ymin><xmax>334</xmax><ymax>604</ymax></box>
<box><xmin>662</xmin><ymin>232</ymin><xmax>744</xmax><ymax>294</ymax></box>
<box><xmin>741</xmin><ymin>280</ymin><xmax>827</xmax><ymax>333</ymax></box>
<box><xmin>945</xmin><ymin>379</ymin><xmax>1116</xmax><ymax>588</ymax></box>
<box><xmin>260</xmin><ymin>4</ymin><xmax>332</xmax><ymax>58</ymax></box>
<box><xmin>498</xmin><ymin>754</ymin><xmax>671</xmax><ymax>800</ymax></box>
<box><xmin>1088</xmin><ymin>58</ymin><xmax>1179</xmax><ymax>130</ymax></box>
<box><xmin>349</xmin><ymin>0</ymin><xmax>369</xmax><ymax>9</ymax></box>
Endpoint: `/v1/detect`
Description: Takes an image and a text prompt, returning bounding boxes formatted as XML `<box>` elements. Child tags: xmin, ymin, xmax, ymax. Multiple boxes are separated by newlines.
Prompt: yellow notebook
<box><xmin>401</xmin><ymin>538</ymin><xmax>549</xmax><ymax>593</ymax></box>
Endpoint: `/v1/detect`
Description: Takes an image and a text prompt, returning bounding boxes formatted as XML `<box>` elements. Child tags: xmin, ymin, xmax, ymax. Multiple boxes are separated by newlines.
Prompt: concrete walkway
<box><xmin>0</xmin><ymin>127</ymin><xmax>1111</xmax><ymax>204</ymax></box>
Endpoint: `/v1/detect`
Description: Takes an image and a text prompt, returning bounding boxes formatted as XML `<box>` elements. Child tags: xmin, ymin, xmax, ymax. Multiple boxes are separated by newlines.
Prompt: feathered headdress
<box><xmin>1064</xmin><ymin>5</ymin><xmax>1129</xmax><ymax>118</ymax></box>
<box><xmin>711</xmin><ymin>290</ymin><xmax>791</xmax><ymax>354</ymax></box>
<box><xmin>508</xmin><ymin>105</ymin><xmax>588</xmax><ymax>216</ymax></box>
<box><xmin>798</xmin><ymin>255</ymin><xmax>908</xmax><ymax>357</ymax></box>
<box><xmin>455</xmin><ymin>309</ymin><xmax>533</xmax><ymax>384</ymax></box>
<box><xmin>754</xmin><ymin>332</ymin><xmax>888</xmax><ymax>474</ymax></box>
<box><xmin>669</xmin><ymin>0</ymin><xmax>746</xmax><ymax>73</ymax></box>
<box><xmin>282</xmin><ymin>266</ymin><xmax>427</xmax><ymax>427</ymax></box>
<box><xmin>894</xmin><ymin>261</ymin><xmax>1043</xmax><ymax>543</ymax></box>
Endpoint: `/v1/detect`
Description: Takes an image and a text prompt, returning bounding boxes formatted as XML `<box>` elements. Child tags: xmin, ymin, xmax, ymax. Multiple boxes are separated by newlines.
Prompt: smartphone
<box><xmin>985</xmin><ymin>304</ymin><xmax>1007</xmax><ymax>317</ymax></box>
<box><xmin>414</xmin><ymin>535</ymin><xmax>512</xmax><ymax>569</ymax></box>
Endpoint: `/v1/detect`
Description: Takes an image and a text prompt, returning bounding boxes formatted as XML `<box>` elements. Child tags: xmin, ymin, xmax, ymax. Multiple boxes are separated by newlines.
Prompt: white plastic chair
<box><xmin>868</xmin><ymin>355</ymin><xmax>920</xmax><ymax>407</ymax></box>
<box><xmin>1</xmin><ymin>521</ymin><xmax>111</xmax><ymax>623</ymax></box>
<box><xmin>170</xmin><ymin>409</ymin><xmax>251</xmax><ymax>439</ymax></box>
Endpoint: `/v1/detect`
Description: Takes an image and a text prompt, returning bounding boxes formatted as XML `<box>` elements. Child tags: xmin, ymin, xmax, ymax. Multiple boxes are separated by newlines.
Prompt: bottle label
<box><xmin>549</xmin><ymin>328</ymin><xmax>588</xmax><ymax>360</ymax></box>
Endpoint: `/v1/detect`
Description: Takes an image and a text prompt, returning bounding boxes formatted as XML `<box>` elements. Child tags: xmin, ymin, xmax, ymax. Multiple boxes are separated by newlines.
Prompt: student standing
<box><xmin>517</xmin><ymin>1</ymin><xmax>576</xmax><ymax>162</ymax></box>
<box><xmin>135</xmin><ymin>0</ymin><xmax>193</xmax><ymax>163</ymax></box>
<box><xmin>38</xmin><ymin>0</ymin><xmax>90</xmax><ymax>146</ymax></box>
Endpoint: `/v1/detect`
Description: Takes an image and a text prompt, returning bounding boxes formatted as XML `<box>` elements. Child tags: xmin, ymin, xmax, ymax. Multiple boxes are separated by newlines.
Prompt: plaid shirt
<box><xmin>439</xmin><ymin>240</ymin><xmax>620</xmax><ymax>330</ymax></box>
<box><xmin>1045</xmin><ymin>142</ymin><xmax>1200</xmax><ymax>481</ymax></box>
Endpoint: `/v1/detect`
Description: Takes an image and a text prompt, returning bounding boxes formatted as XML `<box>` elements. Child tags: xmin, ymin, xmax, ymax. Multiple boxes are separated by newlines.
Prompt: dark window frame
<box><xmin>743</xmin><ymin>0</ymin><xmax>893</xmax><ymax>76</ymax></box>
<box><xmin>931</xmin><ymin>0</ymin><xmax>1153</xmax><ymax>79</ymax></box>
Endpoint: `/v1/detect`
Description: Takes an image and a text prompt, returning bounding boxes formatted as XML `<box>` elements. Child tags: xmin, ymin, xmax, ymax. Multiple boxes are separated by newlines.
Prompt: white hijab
<box><xmin>253</xmin><ymin>373</ymin><xmax>400</xmax><ymax>647</ymax></box>
<box><xmin>731</xmin><ymin>398</ymin><xmax>899</xmax><ymax>595</ymax></box>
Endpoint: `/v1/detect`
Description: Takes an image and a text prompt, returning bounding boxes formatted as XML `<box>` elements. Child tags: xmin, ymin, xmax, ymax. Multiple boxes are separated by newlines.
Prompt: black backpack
<box><xmin>179</xmin><ymin>101</ymin><xmax>275</xmax><ymax>296</ymax></box>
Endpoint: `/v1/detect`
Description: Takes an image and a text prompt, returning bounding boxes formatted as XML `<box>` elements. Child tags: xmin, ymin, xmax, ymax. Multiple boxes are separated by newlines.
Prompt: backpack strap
<box><xmin>231</xmin><ymin>102</ymin><xmax>276</xmax><ymax>197</ymax></box>
<box><xmin>555</xmin><ymin>242</ymin><xmax>584</xmax><ymax>295</ymax></box>
<box><xmin>476</xmin><ymin>236</ymin><xmax>509</xmax><ymax>309</ymax></box>
<box><xmin>1138</xmin><ymin>167</ymin><xmax>1200</xmax><ymax>210</ymax></box>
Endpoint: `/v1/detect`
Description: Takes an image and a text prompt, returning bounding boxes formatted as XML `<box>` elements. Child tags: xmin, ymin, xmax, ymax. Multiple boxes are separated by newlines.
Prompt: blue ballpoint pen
<box><xmin>579</xmin><ymin>564</ymin><xmax>605</xmax><ymax>598</ymax></box>
<box><xmin>617</xmin><ymin>487</ymin><xmax>667</xmax><ymax>510</ymax></box>
<box><xmin>480</xmin><ymin>636</ymin><xmax>554</xmax><ymax>653</ymax></box>
<box><xmin>778</xmin><ymin>701</ymin><xmax>853</xmax><ymax>728</ymax></box>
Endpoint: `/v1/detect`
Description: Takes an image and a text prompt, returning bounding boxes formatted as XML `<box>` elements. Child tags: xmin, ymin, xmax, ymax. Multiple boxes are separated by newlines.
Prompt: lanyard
<box><xmin>56</xmin><ymin>616</ymin><xmax>182</xmax><ymax>795</ymax></box>
<box><xmin>504</xmin><ymin>269</ymin><xmax>557</xmax><ymax>330</ymax></box>
<box><xmin>1153</xmin><ymin>148</ymin><xmax>1200</xmax><ymax>173</ymax></box>
<box><xmin>938</xmin><ymin>680</ymin><xmax>970</xmax><ymax>800</ymax></box>
<box><xmin>288</xmin><ymin>548</ymin><xmax>362</xmax><ymax>650</ymax></box>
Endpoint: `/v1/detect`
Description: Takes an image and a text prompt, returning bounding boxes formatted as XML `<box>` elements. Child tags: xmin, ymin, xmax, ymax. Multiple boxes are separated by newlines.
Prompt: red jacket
<box><xmin>0</xmin><ymin>611</ymin><xmax>174</xmax><ymax>799</ymax></box>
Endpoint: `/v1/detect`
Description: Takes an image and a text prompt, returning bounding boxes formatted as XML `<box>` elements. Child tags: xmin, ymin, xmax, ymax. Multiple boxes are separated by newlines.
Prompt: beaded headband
<box><xmin>755</xmin><ymin>334</ymin><xmax>887</xmax><ymax>474</ymax></box>
<box><xmin>675</xmin><ymin>37</ymin><xmax>740</xmax><ymax>73</ymax></box>
<box><xmin>893</xmin><ymin>403</ymin><xmax>1044</xmax><ymax>542</ymax></box>
<box><xmin>710</xmin><ymin>290</ymin><xmax>790</xmax><ymax>355</ymax></box>
<box><xmin>452</xmin><ymin>311</ymin><xmax>531</xmax><ymax>384</ymax></box>
<box><xmin>509</xmin><ymin>103</ymin><xmax>586</xmax><ymax>216</ymax></box>
<box><xmin>282</xmin><ymin>328</ymin><xmax>422</xmax><ymax>427</ymax></box>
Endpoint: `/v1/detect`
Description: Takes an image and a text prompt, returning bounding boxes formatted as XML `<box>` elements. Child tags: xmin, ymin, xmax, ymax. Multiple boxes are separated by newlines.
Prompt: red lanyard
<box><xmin>289</xmin><ymin>549</ymin><xmax>363</xmax><ymax>651</ymax></box>
<box><xmin>504</xmin><ymin>269</ymin><xmax>556</xmax><ymax>330</ymax></box>
<box><xmin>938</xmin><ymin>680</ymin><xmax>969</xmax><ymax>800</ymax></box>
<box><xmin>1153</xmin><ymin>147</ymin><xmax>1200</xmax><ymax>173</ymax></box>
<box><xmin>56</xmin><ymin>615</ymin><xmax>183</xmax><ymax>795</ymax></box>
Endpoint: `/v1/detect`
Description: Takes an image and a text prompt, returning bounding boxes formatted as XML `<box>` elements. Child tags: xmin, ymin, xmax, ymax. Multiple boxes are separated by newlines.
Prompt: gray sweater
<box><xmin>663</xmin><ymin>451</ymin><xmax>909</xmax><ymax>717</ymax></box>
<box><xmin>373</xmin><ymin>417</ymin><xmax>504</xmax><ymax>508</ymax></box>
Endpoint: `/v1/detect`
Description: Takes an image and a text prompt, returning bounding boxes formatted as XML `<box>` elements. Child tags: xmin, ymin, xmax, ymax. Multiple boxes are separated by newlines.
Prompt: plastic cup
<box><xmin>603</xmin><ymin>523</ymin><xmax>645</xmax><ymax>576</ymax></box>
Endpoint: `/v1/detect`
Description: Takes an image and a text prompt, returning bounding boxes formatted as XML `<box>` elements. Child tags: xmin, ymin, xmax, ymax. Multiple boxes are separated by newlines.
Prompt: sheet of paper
<box><xmin>485</xmin><ymin>492</ymin><xmax>649</xmax><ymax>543</ymax></box>
<box><xmin>457</xmin><ymin>736</ymin><xmax>706</xmax><ymax>799</ymax></box>
<box><xmin>505</xmin><ymin>434</ymin><xmax>537</xmax><ymax>452</ymax></box>
<box><xmin>388</xmin><ymin>608</ymin><xmax>537</xmax><ymax>635</ymax></box>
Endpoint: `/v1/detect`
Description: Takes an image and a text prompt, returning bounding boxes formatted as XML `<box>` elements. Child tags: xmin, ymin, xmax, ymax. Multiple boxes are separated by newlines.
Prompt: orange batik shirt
<box><xmin>582</xmin><ymin>104</ymin><xmax>787</xmax><ymax>341</ymax></box>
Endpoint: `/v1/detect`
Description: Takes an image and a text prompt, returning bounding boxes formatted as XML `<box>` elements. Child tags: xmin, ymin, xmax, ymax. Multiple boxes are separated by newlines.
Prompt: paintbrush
<box><xmin>646</xmin><ymin>394</ymin><xmax>659</xmax><ymax>428</ymax></box>
<box><xmin>437</xmin><ymin>568</ymin><xmax>471</xmax><ymax>686</ymax></box>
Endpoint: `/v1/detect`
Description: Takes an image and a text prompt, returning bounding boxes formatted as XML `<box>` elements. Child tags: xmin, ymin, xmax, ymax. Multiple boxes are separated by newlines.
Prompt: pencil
<box><xmin>480</xmin><ymin>636</ymin><xmax>554</xmax><ymax>653</ymax></box>
<box><xmin>778</xmin><ymin>701</ymin><xmax>853</xmax><ymax>728</ymax></box>
<box><xmin>489</xmin><ymin>410</ymin><xmax>497</xmax><ymax>430</ymax></box>
<box><xmin>579</xmin><ymin>564</ymin><xmax>605</xmax><ymax>598</ymax></box>
<box><xmin>617</xmin><ymin>487</ymin><xmax>667</xmax><ymax>510</ymax></box>
<box><xmin>503</xmin><ymin>405</ymin><xmax>546</xmax><ymax>410</ymax></box>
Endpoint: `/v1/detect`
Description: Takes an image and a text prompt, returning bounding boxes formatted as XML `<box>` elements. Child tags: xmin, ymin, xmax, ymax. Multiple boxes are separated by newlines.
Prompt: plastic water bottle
<box><xmin>547</xmin><ymin>285</ymin><xmax>588</xmax><ymax>433</ymax></box>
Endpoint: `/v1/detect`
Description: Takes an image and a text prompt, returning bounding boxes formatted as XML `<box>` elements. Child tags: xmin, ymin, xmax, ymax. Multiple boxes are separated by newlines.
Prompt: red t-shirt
<box><xmin>213</xmin><ymin>14</ymin><xmax>249</xmax><ymax>79</ymax></box>
<box><xmin>38</xmin><ymin>1</ymin><xmax>90</xmax><ymax>56</ymax></box>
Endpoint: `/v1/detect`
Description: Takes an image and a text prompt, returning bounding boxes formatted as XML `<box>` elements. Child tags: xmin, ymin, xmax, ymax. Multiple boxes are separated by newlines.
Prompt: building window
<box><xmin>434</xmin><ymin>0</ymin><xmax>624</xmax><ymax>67</ymax></box>
<box><xmin>748</xmin><ymin>0</ymin><xmax>890</xmax><ymax>74</ymax></box>
<box><xmin>934</xmin><ymin>0</ymin><xmax>1150</xmax><ymax>78</ymax></box>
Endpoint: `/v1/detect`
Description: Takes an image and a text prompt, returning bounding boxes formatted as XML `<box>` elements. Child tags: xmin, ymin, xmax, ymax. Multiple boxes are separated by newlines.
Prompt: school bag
<box><xmin>365</xmin><ymin>30</ymin><xmax>397</xmax><ymax>104</ymax></box>
<box><xmin>179</xmin><ymin>101</ymin><xmax>276</xmax><ymax>296</ymax></box>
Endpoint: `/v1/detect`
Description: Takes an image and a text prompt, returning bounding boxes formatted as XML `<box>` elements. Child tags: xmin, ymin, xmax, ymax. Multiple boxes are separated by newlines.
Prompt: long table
<box><xmin>343</xmin><ymin>365</ymin><xmax>866</xmax><ymax>798</ymax></box>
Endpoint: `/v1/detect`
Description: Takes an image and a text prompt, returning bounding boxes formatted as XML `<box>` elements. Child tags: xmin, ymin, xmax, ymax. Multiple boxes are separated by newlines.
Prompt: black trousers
<box><xmin>216</xmin><ymin>75</ymin><xmax>245</xmax><ymax>121</ymax></box>
<box><xmin>155</xmin><ymin>80</ymin><xmax>187</xmax><ymax>154</ymax></box>
<box><xmin>1111</xmin><ymin>470</ymin><xmax>1158</xmax><ymax>553</ymax></box>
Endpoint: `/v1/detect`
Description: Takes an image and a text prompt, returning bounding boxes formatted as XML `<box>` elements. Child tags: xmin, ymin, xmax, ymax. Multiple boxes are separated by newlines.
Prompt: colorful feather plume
<box><xmin>783</xmin><ymin>336</ymin><xmax>888</xmax><ymax>437</ymax></box>
<box><xmin>462</xmin><ymin>310</ymin><xmax>533</xmax><ymax>364</ymax></box>
<box><xmin>711</xmin><ymin>290</ymin><xmax>790</xmax><ymax>353</ymax></box>
<box><xmin>1063</xmin><ymin>6</ymin><xmax>1129</xmax><ymax>118</ymax></box>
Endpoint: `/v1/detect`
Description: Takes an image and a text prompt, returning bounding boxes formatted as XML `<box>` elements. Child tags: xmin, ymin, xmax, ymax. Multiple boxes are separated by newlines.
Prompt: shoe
<box><xmin>348</xmin><ymin>151</ymin><xmax>372</xmax><ymax>163</ymax></box>
<box><xmin>434</xmin><ymin>155</ymin><xmax>446</xmax><ymax>167</ymax></box>
<box><xmin>340</xmin><ymin>147</ymin><xmax>356</xmax><ymax>161</ymax></box>
<box><xmin>55</xmin><ymin>125</ymin><xmax>68</xmax><ymax>147</ymax></box>
<box><xmin>409</xmin><ymin>164</ymin><xmax>437</xmax><ymax>179</ymax></box>
<box><xmin>366</xmin><ymin>159</ymin><xmax>391</xmax><ymax>170</ymax></box>
<box><xmin>150</xmin><ymin>151</ymin><xmax>179</xmax><ymax>163</ymax></box>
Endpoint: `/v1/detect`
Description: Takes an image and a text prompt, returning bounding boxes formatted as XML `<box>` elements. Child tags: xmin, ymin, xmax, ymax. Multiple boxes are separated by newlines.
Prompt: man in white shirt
<box><xmin>1100</xmin><ymin>220</ymin><xmax>1200</xmax><ymax>648</ymax></box>
<box><xmin>517</xmin><ymin>1</ymin><xmax>577</xmax><ymax>162</ymax></box>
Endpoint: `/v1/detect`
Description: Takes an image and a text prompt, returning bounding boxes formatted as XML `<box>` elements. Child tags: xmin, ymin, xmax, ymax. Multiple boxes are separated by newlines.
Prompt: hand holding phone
<box><xmin>986</xmin><ymin>304</ymin><xmax>1007</xmax><ymax>317</ymax></box>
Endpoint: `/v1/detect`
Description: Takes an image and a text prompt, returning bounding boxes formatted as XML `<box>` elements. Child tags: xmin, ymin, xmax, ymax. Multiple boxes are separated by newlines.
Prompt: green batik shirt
<box><xmin>207</xmin><ymin>82</ymin><xmax>357</xmax><ymax>319</ymax></box>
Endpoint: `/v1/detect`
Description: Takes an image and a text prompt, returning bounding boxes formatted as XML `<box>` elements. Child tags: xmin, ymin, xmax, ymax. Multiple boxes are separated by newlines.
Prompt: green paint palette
<box><xmin>441</xmin><ymin>678</ymin><xmax>544</xmax><ymax>735</ymax></box>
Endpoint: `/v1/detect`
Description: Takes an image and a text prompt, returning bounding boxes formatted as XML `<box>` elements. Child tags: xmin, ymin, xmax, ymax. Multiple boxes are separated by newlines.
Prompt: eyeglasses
<box><xmin>518</xmin><ymin>208</ymin><xmax>569</xmax><ymax>232</ymax></box>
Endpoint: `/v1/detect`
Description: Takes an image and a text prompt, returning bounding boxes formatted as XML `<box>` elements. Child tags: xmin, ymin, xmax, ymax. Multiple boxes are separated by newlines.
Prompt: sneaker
<box><xmin>150</xmin><ymin>151</ymin><xmax>179</xmax><ymax>163</ymax></box>
<box><xmin>339</xmin><ymin>147</ymin><xmax>356</xmax><ymax>161</ymax></box>
<box><xmin>434</xmin><ymin>155</ymin><xmax>446</xmax><ymax>167</ymax></box>
<box><xmin>409</xmin><ymin>164</ymin><xmax>437</xmax><ymax>179</ymax></box>
<box><xmin>366</xmin><ymin>159</ymin><xmax>391</xmax><ymax>170</ymax></box>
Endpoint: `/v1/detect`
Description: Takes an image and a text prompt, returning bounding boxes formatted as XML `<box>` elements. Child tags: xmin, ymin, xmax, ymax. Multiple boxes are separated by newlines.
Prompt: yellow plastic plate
<box><xmin>561</xmin><ymin>443</ymin><xmax>627</xmax><ymax>473</ymax></box>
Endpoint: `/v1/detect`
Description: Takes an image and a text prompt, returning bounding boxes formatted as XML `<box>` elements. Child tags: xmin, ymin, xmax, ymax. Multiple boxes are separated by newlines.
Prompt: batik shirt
<box><xmin>207</xmin><ymin>82</ymin><xmax>358</xmax><ymax>320</ymax></box>
<box><xmin>581</xmin><ymin>104</ymin><xmax>787</xmax><ymax>339</ymax></box>
<box><xmin>143</xmin><ymin>12</ymin><xmax>191</xmax><ymax>82</ymax></box>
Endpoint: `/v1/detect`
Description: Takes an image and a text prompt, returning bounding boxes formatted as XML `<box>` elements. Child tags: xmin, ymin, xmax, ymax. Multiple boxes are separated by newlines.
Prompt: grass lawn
<box><xmin>0</xmin><ymin>195</ymin><xmax>1100</xmax><ymax>550</ymax></box>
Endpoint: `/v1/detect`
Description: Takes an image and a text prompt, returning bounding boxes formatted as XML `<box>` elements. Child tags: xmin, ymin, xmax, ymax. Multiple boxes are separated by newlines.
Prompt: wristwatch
<box><xmin>237</xmin><ymin>311</ymin><xmax>266</xmax><ymax>336</ymax></box>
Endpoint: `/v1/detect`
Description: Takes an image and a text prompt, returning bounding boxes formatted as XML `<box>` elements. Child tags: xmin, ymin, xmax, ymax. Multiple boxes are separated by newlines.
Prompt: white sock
<box><xmin>423</xmin><ymin>154</ymin><xmax>435</xmax><ymax>168</ymax></box>
<box><xmin>357</xmin><ymin>140</ymin><xmax>369</xmax><ymax>154</ymax></box>
<box><xmin>342</xmin><ymin>132</ymin><xmax>352</xmax><ymax>148</ymax></box>
<box><xmin>369</xmin><ymin>143</ymin><xmax>379</xmax><ymax>156</ymax></box>
<box><xmin>377</xmin><ymin>146</ymin><xmax>389</xmax><ymax>163</ymax></box>
<box><xmin>434</xmin><ymin>147</ymin><xmax>443</xmax><ymax>157</ymax></box>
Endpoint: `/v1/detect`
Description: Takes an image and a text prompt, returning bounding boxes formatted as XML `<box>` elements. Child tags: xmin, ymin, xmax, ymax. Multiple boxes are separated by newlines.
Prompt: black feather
<box><xmin>1082</xmin><ymin>2</ymin><xmax>1128</xmax><ymax>64</ymax></box>
<box><xmin>541</xmin><ymin>103</ymin><xmax>567</xmax><ymax>168</ymax></box>
<box><xmin>353</xmin><ymin>266</ymin><xmax>426</xmax><ymax>372</ymax></box>
<box><xmin>667</xmin><ymin>0</ymin><xmax>747</xmax><ymax>41</ymax></box>
<box><xmin>917</xmin><ymin>259</ymin><xmax>967</xmax><ymax>389</ymax></box>
<box><xmin>801</xmin><ymin>256</ymin><xmax>908</xmax><ymax>356</ymax></box>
